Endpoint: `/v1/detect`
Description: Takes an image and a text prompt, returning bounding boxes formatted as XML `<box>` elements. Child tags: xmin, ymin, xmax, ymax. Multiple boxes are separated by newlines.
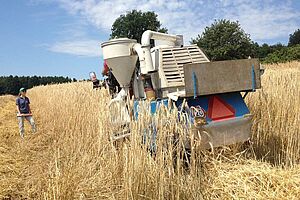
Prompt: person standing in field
<box><xmin>16</xmin><ymin>88</ymin><xmax>36</xmax><ymax>138</ymax></box>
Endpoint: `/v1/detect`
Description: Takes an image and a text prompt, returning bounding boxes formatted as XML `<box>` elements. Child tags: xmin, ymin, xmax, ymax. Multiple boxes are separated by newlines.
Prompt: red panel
<box><xmin>208</xmin><ymin>96</ymin><xmax>235</xmax><ymax>121</ymax></box>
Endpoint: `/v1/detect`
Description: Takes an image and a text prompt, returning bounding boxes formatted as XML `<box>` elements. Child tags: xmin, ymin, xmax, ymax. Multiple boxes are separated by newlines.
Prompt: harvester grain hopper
<box><xmin>101</xmin><ymin>30</ymin><xmax>263</xmax><ymax>149</ymax></box>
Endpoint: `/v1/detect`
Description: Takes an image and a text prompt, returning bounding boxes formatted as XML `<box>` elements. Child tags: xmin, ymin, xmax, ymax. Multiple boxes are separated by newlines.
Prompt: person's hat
<box><xmin>19</xmin><ymin>88</ymin><xmax>26</xmax><ymax>92</ymax></box>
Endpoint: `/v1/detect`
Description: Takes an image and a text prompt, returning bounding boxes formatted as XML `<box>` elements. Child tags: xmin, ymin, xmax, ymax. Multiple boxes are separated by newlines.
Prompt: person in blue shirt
<box><xmin>16</xmin><ymin>88</ymin><xmax>36</xmax><ymax>138</ymax></box>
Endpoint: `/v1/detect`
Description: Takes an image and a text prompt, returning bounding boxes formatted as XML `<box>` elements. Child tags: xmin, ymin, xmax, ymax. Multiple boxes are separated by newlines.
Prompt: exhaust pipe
<box><xmin>140</xmin><ymin>30</ymin><xmax>182</xmax><ymax>74</ymax></box>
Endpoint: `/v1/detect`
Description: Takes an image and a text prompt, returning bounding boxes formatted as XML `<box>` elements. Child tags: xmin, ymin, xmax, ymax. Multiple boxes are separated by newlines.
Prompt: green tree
<box><xmin>256</xmin><ymin>43</ymin><xmax>272</xmax><ymax>58</ymax></box>
<box><xmin>288</xmin><ymin>29</ymin><xmax>300</xmax><ymax>46</ymax></box>
<box><xmin>252</xmin><ymin>43</ymin><xmax>286</xmax><ymax>60</ymax></box>
<box><xmin>28</xmin><ymin>75</ymin><xmax>39</xmax><ymax>88</ymax></box>
<box><xmin>191</xmin><ymin>19</ymin><xmax>254</xmax><ymax>61</ymax></box>
<box><xmin>270</xmin><ymin>43</ymin><xmax>285</xmax><ymax>52</ymax></box>
<box><xmin>5</xmin><ymin>75</ymin><xmax>17</xmax><ymax>95</ymax></box>
<box><xmin>0</xmin><ymin>76</ymin><xmax>73</xmax><ymax>95</ymax></box>
<box><xmin>263</xmin><ymin>45</ymin><xmax>300</xmax><ymax>64</ymax></box>
<box><xmin>0</xmin><ymin>77</ymin><xmax>5</xmax><ymax>95</ymax></box>
<box><xmin>110</xmin><ymin>10</ymin><xmax>167</xmax><ymax>43</ymax></box>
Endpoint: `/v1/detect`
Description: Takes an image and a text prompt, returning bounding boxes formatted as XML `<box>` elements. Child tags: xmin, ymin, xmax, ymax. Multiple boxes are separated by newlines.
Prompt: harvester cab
<box><xmin>101</xmin><ymin>30</ymin><xmax>263</xmax><ymax>148</ymax></box>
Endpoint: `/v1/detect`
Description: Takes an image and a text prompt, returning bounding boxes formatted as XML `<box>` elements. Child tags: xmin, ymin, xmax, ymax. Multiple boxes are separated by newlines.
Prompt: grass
<box><xmin>0</xmin><ymin>62</ymin><xmax>299</xmax><ymax>199</ymax></box>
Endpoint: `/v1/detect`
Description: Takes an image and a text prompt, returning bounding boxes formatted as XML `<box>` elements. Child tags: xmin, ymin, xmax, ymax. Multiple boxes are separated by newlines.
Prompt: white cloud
<box><xmin>55</xmin><ymin>0</ymin><xmax>210</xmax><ymax>42</ymax></box>
<box><xmin>54</xmin><ymin>0</ymin><xmax>299</xmax><ymax>44</ymax></box>
<box><xmin>41</xmin><ymin>0</ymin><xmax>299</xmax><ymax>57</ymax></box>
<box><xmin>218</xmin><ymin>0</ymin><xmax>300</xmax><ymax>42</ymax></box>
<box><xmin>49</xmin><ymin>40</ymin><xmax>102</xmax><ymax>57</ymax></box>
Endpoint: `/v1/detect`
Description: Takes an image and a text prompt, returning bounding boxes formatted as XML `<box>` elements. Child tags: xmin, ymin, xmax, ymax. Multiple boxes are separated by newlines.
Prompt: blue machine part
<box><xmin>133</xmin><ymin>92</ymin><xmax>250</xmax><ymax>149</ymax></box>
<box><xmin>176</xmin><ymin>92</ymin><xmax>250</xmax><ymax>122</ymax></box>
<box><xmin>133</xmin><ymin>99</ymin><xmax>169</xmax><ymax>119</ymax></box>
<box><xmin>133</xmin><ymin>92</ymin><xmax>249</xmax><ymax>122</ymax></box>
<box><xmin>251</xmin><ymin>64</ymin><xmax>256</xmax><ymax>91</ymax></box>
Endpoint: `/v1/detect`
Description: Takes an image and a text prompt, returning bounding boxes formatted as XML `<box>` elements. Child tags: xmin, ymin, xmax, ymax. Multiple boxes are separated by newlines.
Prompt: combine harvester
<box><xmin>101</xmin><ymin>30</ymin><xmax>263</xmax><ymax>149</ymax></box>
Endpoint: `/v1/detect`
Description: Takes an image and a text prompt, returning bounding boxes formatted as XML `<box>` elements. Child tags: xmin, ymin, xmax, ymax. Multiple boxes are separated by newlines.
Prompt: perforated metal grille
<box><xmin>159</xmin><ymin>45</ymin><xmax>209</xmax><ymax>88</ymax></box>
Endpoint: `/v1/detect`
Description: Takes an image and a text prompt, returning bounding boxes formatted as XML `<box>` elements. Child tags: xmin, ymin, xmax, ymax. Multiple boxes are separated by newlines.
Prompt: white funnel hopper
<box><xmin>101</xmin><ymin>38</ymin><xmax>138</xmax><ymax>87</ymax></box>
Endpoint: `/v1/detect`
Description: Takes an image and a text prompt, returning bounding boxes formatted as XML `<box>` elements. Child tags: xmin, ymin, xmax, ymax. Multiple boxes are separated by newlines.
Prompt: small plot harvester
<box><xmin>101</xmin><ymin>30</ymin><xmax>264</xmax><ymax>149</ymax></box>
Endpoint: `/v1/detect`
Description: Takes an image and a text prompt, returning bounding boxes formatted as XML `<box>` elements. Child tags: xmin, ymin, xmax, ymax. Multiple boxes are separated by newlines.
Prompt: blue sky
<box><xmin>0</xmin><ymin>0</ymin><xmax>299</xmax><ymax>79</ymax></box>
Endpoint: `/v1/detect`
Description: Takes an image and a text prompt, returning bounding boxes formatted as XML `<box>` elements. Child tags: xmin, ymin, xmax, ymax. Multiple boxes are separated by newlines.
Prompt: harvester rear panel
<box><xmin>184</xmin><ymin>59</ymin><xmax>261</xmax><ymax>96</ymax></box>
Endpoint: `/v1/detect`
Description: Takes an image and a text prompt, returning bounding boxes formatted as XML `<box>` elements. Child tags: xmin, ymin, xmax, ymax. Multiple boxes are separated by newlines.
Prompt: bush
<box><xmin>263</xmin><ymin>45</ymin><xmax>300</xmax><ymax>64</ymax></box>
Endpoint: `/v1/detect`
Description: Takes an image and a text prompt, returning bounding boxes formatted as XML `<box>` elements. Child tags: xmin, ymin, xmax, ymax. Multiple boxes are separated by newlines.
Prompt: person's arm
<box><xmin>27</xmin><ymin>97</ymin><xmax>32</xmax><ymax>114</ymax></box>
<box><xmin>28</xmin><ymin>104</ymin><xmax>32</xmax><ymax>114</ymax></box>
<box><xmin>16</xmin><ymin>98</ymin><xmax>21</xmax><ymax>115</ymax></box>
<box><xmin>16</xmin><ymin>105</ymin><xmax>21</xmax><ymax>114</ymax></box>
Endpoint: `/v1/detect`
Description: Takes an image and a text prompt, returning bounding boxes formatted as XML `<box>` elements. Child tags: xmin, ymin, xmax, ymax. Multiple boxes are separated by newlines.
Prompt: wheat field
<box><xmin>0</xmin><ymin>62</ymin><xmax>299</xmax><ymax>199</ymax></box>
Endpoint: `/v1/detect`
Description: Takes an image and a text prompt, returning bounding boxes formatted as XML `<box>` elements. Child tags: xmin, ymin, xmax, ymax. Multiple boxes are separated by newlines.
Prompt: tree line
<box><xmin>192</xmin><ymin>19</ymin><xmax>300</xmax><ymax>63</ymax></box>
<box><xmin>0</xmin><ymin>76</ymin><xmax>76</xmax><ymax>95</ymax></box>
<box><xmin>110</xmin><ymin>10</ymin><xmax>300</xmax><ymax>63</ymax></box>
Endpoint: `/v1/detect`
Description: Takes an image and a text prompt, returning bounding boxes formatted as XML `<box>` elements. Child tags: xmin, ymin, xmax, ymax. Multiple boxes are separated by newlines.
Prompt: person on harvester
<box><xmin>16</xmin><ymin>88</ymin><xmax>36</xmax><ymax>138</ymax></box>
<box><xmin>102</xmin><ymin>60</ymin><xmax>120</xmax><ymax>94</ymax></box>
